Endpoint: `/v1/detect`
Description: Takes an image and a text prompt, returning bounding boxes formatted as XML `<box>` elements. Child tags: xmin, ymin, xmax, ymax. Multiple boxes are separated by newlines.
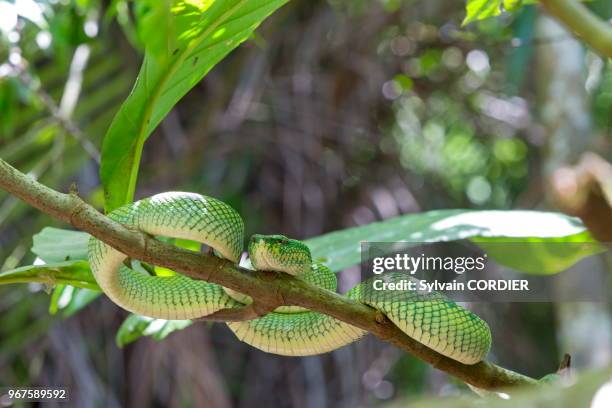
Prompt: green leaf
<box><xmin>100</xmin><ymin>0</ymin><xmax>289</xmax><ymax>212</ymax></box>
<box><xmin>116</xmin><ymin>314</ymin><xmax>192</xmax><ymax>347</ymax></box>
<box><xmin>0</xmin><ymin>261</ymin><xmax>99</xmax><ymax>290</ymax></box>
<box><xmin>32</xmin><ymin>227</ymin><xmax>90</xmax><ymax>262</ymax></box>
<box><xmin>463</xmin><ymin>0</ymin><xmax>537</xmax><ymax>25</ymax></box>
<box><xmin>31</xmin><ymin>227</ymin><xmax>101</xmax><ymax>314</ymax></box>
<box><xmin>49</xmin><ymin>285</ymin><xmax>101</xmax><ymax>316</ymax></box>
<box><xmin>503</xmin><ymin>0</ymin><xmax>523</xmax><ymax>11</ymax></box>
<box><xmin>473</xmin><ymin>237</ymin><xmax>605</xmax><ymax>275</ymax></box>
<box><xmin>29</xmin><ymin>209</ymin><xmax>598</xmax><ymax>284</ymax></box>
<box><xmin>304</xmin><ymin>210</ymin><xmax>594</xmax><ymax>273</ymax></box>
<box><xmin>134</xmin><ymin>0</ymin><xmax>175</xmax><ymax>60</ymax></box>
<box><xmin>503</xmin><ymin>0</ymin><xmax>538</xmax><ymax>13</ymax></box>
<box><xmin>463</xmin><ymin>0</ymin><xmax>502</xmax><ymax>25</ymax></box>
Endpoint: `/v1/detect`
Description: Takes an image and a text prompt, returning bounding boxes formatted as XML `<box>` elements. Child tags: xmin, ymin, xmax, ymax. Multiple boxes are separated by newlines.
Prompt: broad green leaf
<box><xmin>31</xmin><ymin>229</ymin><xmax>200</xmax><ymax>271</ymax></box>
<box><xmin>32</xmin><ymin>227</ymin><xmax>90</xmax><ymax>262</ymax></box>
<box><xmin>29</xmin><ymin>209</ymin><xmax>598</xmax><ymax>280</ymax></box>
<box><xmin>463</xmin><ymin>0</ymin><xmax>502</xmax><ymax>25</ymax></box>
<box><xmin>304</xmin><ymin>210</ymin><xmax>594</xmax><ymax>273</ymax></box>
<box><xmin>134</xmin><ymin>0</ymin><xmax>175</xmax><ymax>60</ymax></box>
<box><xmin>503</xmin><ymin>0</ymin><xmax>524</xmax><ymax>11</ymax></box>
<box><xmin>31</xmin><ymin>227</ymin><xmax>101</xmax><ymax>314</ymax></box>
<box><xmin>116</xmin><ymin>314</ymin><xmax>192</xmax><ymax>347</ymax></box>
<box><xmin>473</xmin><ymin>237</ymin><xmax>605</xmax><ymax>275</ymax></box>
<box><xmin>0</xmin><ymin>261</ymin><xmax>99</xmax><ymax>290</ymax></box>
<box><xmin>503</xmin><ymin>0</ymin><xmax>538</xmax><ymax>12</ymax></box>
<box><xmin>100</xmin><ymin>0</ymin><xmax>289</xmax><ymax>212</ymax></box>
<box><xmin>463</xmin><ymin>0</ymin><xmax>537</xmax><ymax>25</ymax></box>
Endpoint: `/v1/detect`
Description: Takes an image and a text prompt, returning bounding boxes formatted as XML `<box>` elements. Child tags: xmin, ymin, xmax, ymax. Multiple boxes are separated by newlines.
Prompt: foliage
<box><xmin>0</xmin><ymin>0</ymin><xmax>607</xmax><ymax>346</ymax></box>
<box><xmin>1</xmin><ymin>0</ymin><xmax>612</xmax><ymax>405</ymax></box>
<box><xmin>0</xmin><ymin>261</ymin><xmax>97</xmax><ymax>289</ymax></box>
<box><xmin>5</xmin><ymin>209</ymin><xmax>600</xmax><ymax>343</ymax></box>
<box><xmin>305</xmin><ymin>209</ymin><xmax>594</xmax><ymax>272</ymax></box>
<box><xmin>100</xmin><ymin>0</ymin><xmax>289</xmax><ymax>212</ymax></box>
<box><xmin>32</xmin><ymin>227</ymin><xmax>90</xmax><ymax>262</ymax></box>
<box><xmin>463</xmin><ymin>0</ymin><xmax>537</xmax><ymax>25</ymax></box>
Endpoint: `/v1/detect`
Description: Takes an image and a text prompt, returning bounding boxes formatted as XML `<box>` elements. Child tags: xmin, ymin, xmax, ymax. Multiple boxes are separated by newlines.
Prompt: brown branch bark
<box><xmin>0</xmin><ymin>158</ymin><xmax>538</xmax><ymax>390</ymax></box>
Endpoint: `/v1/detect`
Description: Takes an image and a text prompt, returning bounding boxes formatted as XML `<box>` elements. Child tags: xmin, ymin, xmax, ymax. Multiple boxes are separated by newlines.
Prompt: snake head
<box><xmin>248</xmin><ymin>234</ymin><xmax>312</xmax><ymax>276</ymax></box>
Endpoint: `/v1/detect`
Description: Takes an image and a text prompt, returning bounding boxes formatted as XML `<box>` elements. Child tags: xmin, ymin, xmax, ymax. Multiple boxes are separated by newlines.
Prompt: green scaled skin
<box><xmin>248</xmin><ymin>234</ymin><xmax>312</xmax><ymax>276</ymax></box>
<box><xmin>88</xmin><ymin>192</ymin><xmax>492</xmax><ymax>364</ymax></box>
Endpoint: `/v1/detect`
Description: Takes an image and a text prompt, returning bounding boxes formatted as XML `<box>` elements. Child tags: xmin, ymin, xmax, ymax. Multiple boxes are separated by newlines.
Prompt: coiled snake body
<box><xmin>88</xmin><ymin>192</ymin><xmax>491</xmax><ymax>364</ymax></box>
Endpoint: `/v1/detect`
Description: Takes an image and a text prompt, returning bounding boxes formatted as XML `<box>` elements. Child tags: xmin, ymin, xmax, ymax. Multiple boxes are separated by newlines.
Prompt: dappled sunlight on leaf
<box><xmin>101</xmin><ymin>0</ymin><xmax>289</xmax><ymax>212</ymax></box>
<box><xmin>305</xmin><ymin>210</ymin><xmax>593</xmax><ymax>273</ymax></box>
<box><xmin>430</xmin><ymin>211</ymin><xmax>586</xmax><ymax>238</ymax></box>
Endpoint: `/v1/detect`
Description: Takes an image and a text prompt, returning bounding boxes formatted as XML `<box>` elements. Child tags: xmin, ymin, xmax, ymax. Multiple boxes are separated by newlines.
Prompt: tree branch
<box><xmin>0</xmin><ymin>158</ymin><xmax>537</xmax><ymax>390</ymax></box>
<box><xmin>540</xmin><ymin>0</ymin><xmax>612</xmax><ymax>58</ymax></box>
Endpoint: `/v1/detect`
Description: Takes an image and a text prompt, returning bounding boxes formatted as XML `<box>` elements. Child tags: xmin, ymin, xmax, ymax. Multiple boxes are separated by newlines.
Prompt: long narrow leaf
<box><xmin>0</xmin><ymin>261</ymin><xmax>100</xmax><ymax>290</ymax></box>
<box><xmin>100</xmin><ymin>0</ymin><xmax>289</xmax><ymax>211</ymax></box>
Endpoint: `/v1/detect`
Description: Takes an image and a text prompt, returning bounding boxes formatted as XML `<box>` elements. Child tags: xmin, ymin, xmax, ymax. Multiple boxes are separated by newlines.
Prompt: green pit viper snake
<box><xmin>88</xmin><ymin>192</ymin><xmax>491</xmax><ymax>364</ymax></box>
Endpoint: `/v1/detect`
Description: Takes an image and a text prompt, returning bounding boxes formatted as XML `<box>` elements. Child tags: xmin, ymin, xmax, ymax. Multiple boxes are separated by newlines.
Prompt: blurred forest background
<box><xmin>1</xmin><ymin>0</ymin><xmax>612</xmax><ymax>407</ymax></box>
